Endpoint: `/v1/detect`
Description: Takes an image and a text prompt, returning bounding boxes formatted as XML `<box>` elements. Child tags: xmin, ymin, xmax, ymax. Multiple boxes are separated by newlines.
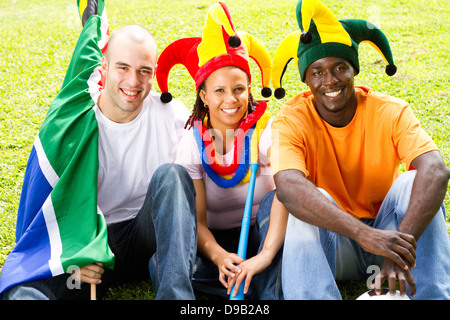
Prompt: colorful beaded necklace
<box><xmin>193</xmin><ymin>101</ymin><xmax>270</xmax><ymax>188</ymax></box>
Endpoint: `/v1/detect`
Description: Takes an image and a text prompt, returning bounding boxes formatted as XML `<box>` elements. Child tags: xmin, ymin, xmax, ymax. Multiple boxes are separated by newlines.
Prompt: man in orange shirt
<box><xmin>271</xmin><ymin>0</ymin><xmax>450</xmax><ymax>299</ymax></box>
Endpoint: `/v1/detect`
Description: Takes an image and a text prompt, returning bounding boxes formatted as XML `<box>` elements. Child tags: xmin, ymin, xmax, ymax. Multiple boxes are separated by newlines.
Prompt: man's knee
<box><xmin>382</xmin><ymin>170</ymin><xmax>416</xmax><ymax>213</ymax></box>
<box><xmin>151</xmin><ymin>164</ymin><xmax>194</xmax><ymax>192</ymax></box>
<box><xmin>393</xmin><ymin>170</ymin><xmax>416</xmax><ymax>190</ymax></box>
<box><xmin>153</xmin><ymin>163</ymin><xmax>189</xmax><ymax>181</ymax></box>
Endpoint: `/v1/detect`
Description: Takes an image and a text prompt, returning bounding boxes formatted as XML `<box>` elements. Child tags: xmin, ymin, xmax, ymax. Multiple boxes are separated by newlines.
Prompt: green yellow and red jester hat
<box><xmin>156</xmin><ymin>2</ymin><xmax>272</xmax><ymax>103</ymax></box>
<box><xmin>272</xmin><ymin>0</ymin><xmax>397</xmax><ymax>99</ymax></box>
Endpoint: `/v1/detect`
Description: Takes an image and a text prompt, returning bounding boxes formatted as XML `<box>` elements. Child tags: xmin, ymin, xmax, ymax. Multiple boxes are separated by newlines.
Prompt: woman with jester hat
<box><xmin>157</xmin><ymin>2</ymin><xmax>286</xmax><ymax>299</ymax></box>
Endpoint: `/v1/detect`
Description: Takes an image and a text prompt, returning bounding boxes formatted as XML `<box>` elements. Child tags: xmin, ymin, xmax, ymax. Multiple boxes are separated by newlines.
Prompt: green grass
<box><xmin>98</xmin><ymin>279</ymin><xmax>368</xmax><ymax>300</ymax></box>
<box><xmin>0</xmin><ymin>0</ymin><xmax>449</xmax><ymax>300</ymax></box>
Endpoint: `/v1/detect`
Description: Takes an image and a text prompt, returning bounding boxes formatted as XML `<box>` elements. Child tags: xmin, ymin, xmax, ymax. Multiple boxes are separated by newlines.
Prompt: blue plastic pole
<box><xmin>230</xmin><ymin>163</ymin><xmax>260</xmax><ymax>300</ymax></box>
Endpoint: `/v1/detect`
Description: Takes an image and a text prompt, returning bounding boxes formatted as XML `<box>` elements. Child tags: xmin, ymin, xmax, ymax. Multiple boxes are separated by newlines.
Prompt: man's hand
<box><xmin>374</xmin><ymin>258</ymin><xmax>416</xmax><ymax>297</ymax></box>
<box><xmin>359</xmin><ymin>228</ymin><xmax>416</xmax><ymax>297</ymax></box>
<box><xmin>358</xmin><ymin>228</ymin><xmax>416</xmax><ymax>271</ymax></box>
<box><xmin>79</xmin><ymin>262</ymin><xmax>104</xmax><ymax>285</ymax></box>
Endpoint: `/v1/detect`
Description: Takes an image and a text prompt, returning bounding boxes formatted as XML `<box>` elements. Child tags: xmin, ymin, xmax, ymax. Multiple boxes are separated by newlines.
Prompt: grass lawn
<box><xmin>0</xmin><ymin>0</ymin><xmax>449</xmax><ymax>300</ymax></box>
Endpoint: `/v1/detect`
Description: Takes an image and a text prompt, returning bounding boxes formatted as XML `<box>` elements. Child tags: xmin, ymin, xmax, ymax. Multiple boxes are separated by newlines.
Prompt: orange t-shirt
<box><xmin>271</xmin><ymin>86</ymin><xmax>438</xmax><ymax>219</ymax></box>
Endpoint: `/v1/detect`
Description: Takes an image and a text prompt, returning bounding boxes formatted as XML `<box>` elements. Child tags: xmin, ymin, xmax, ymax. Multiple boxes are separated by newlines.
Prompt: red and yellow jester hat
<box><xmin>156</xmin><ymin>2</ymin><xmax>272</xmax><ymax>103</ymax></box>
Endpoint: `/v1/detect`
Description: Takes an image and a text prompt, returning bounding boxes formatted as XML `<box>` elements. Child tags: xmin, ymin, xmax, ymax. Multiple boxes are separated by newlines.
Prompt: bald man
<box><xmin>3</xmin><ymin>25</ymin><xmax>197</xmax><ymax>300</ymax></box>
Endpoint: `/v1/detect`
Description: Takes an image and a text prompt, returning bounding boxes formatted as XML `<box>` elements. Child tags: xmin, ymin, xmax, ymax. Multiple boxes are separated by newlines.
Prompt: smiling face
<box><xmin>305</xmin><ymin>56</ymin><xmax>358</xmax><ymax>127</ymax></box>
<box><xmin>199</xmin><ymin>66</ymin><xmax>251</xmax><ymax>132</ymax></box>
<box><xmin>99</xmin><ymin>26</ymin><xmax>157</xmax><ymax>123</ymax></box>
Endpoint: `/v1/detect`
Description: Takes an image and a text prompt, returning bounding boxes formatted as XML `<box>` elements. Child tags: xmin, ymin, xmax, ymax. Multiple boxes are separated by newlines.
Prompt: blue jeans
<box><xmin>3</xmin><ymin>164</ymin><xmax>197</xmax><ymax>300</ymax></box>
<box><xmin>192</xmin><ymin>190</ymin><xmax>283</xmax><ymax>300</ymax></box>
<box><xmin>282</xmin><ymin>170</ymin><xmax>450</xmax><ymax>300</ymax></box>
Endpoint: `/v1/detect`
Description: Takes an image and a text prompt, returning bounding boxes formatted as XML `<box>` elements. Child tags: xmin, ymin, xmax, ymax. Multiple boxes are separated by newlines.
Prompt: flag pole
<box><xmin>91</xmin><ymin>283</ymin><xmax>96</xmax><ymax>300</ymax></box>
<box><xmin>230</xmin><ymin>162</ymin><xmax>259</xmax><ymax>300</ymax></box>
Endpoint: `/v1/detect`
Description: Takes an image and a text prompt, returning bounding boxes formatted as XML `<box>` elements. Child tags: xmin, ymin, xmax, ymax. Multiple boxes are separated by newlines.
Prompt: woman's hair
<box><xmin>184</xmin><ymin>82</ymin><xmax>259</xmax><ymax>129</ymax></box>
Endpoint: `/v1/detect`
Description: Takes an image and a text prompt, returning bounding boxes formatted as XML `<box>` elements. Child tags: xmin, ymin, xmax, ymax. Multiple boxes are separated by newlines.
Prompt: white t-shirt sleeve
<box><xmin>175</xmin><ymin>129</ymin><xmax>204</xmax><ymax>180</ymax></box>
<box><xmin>165</xmin><ymin>98</ymin><xmax>191</xmax><ymax>162</ymax></box>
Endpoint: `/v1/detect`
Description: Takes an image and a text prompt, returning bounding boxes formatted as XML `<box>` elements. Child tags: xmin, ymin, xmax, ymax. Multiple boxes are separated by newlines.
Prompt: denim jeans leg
<box><xmin>282</xmin><ymin>213</ymin><xmax>341</xmax><ymax>300</ymax></box>
<box><xmin>2</xmin><ymin>272</ymin><xmax>94</xmax><ymax>300</ymax></box>
<box><xmin>369</xmin><ymin>170</ymin><xmax>450</xmax><ymax>299</ymax></box>
<box><xmin>106</xmin><ymin>216</ymin><xmax>156</xmax><ymax>284</ymax></box>
<box><xmin>251</xmin><ymin>190</ymin><xmax>284</xmax><ymax>300</ymax></box>
<box><xmin>146</xmin><ymin>164</ymin><xmax>197</xmax><ymax>300</ymax></box>
<box><xmin>282</xmin><ymin>188</ymin><xmax>358</xmax><ymax>300</ymax></box>
<box><xmin>2</xmin><ymin>280</ymin><xmax>54</xmax><ymax>300</ymax></box>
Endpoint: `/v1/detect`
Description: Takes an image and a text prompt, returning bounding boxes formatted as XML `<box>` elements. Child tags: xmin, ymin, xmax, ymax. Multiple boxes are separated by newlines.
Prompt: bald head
<box><xmin>106</xmin><ymin>24</ymin><xmax>158</xmax><ymax>62</ymax></box>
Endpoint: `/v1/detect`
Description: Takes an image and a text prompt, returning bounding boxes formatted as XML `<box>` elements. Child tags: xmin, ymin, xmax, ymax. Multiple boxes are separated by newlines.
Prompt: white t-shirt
<box><xmin>175</xmin><ymin>119</ymin><xmax>274</xmax><ymax>230</ymax></box>
<box><xmin>94</xmin><ymin>91</ymin><xmax>190</xmax><ymax>225</ymax></box>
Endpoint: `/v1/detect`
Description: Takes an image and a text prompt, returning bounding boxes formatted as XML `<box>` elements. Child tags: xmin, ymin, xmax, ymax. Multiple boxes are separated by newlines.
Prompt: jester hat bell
<box><xmin>271</xmin><ymin>0</ymin><xmax>397</xmax><ymax>99</ymax></box>
<box><xmin>156</xmin><ymin>2</ymin><xmax>272</xmax><ymax>103</ymax></box>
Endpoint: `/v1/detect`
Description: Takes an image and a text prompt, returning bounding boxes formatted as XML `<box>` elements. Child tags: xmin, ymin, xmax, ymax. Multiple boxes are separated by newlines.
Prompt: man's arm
<box><xmin>274</xmin><ymin>169</ymin><xmax>417</xmax><ymax>270</ymax></box>
<box><xmin>375</xmin><ymin>150</ymin><xmax>450</xmax><ymax>296</ymax></box>
<box><xmin>398</xmin><ymin>150</ymin><xmax>450</xmax><ymax>239</ymax></box>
